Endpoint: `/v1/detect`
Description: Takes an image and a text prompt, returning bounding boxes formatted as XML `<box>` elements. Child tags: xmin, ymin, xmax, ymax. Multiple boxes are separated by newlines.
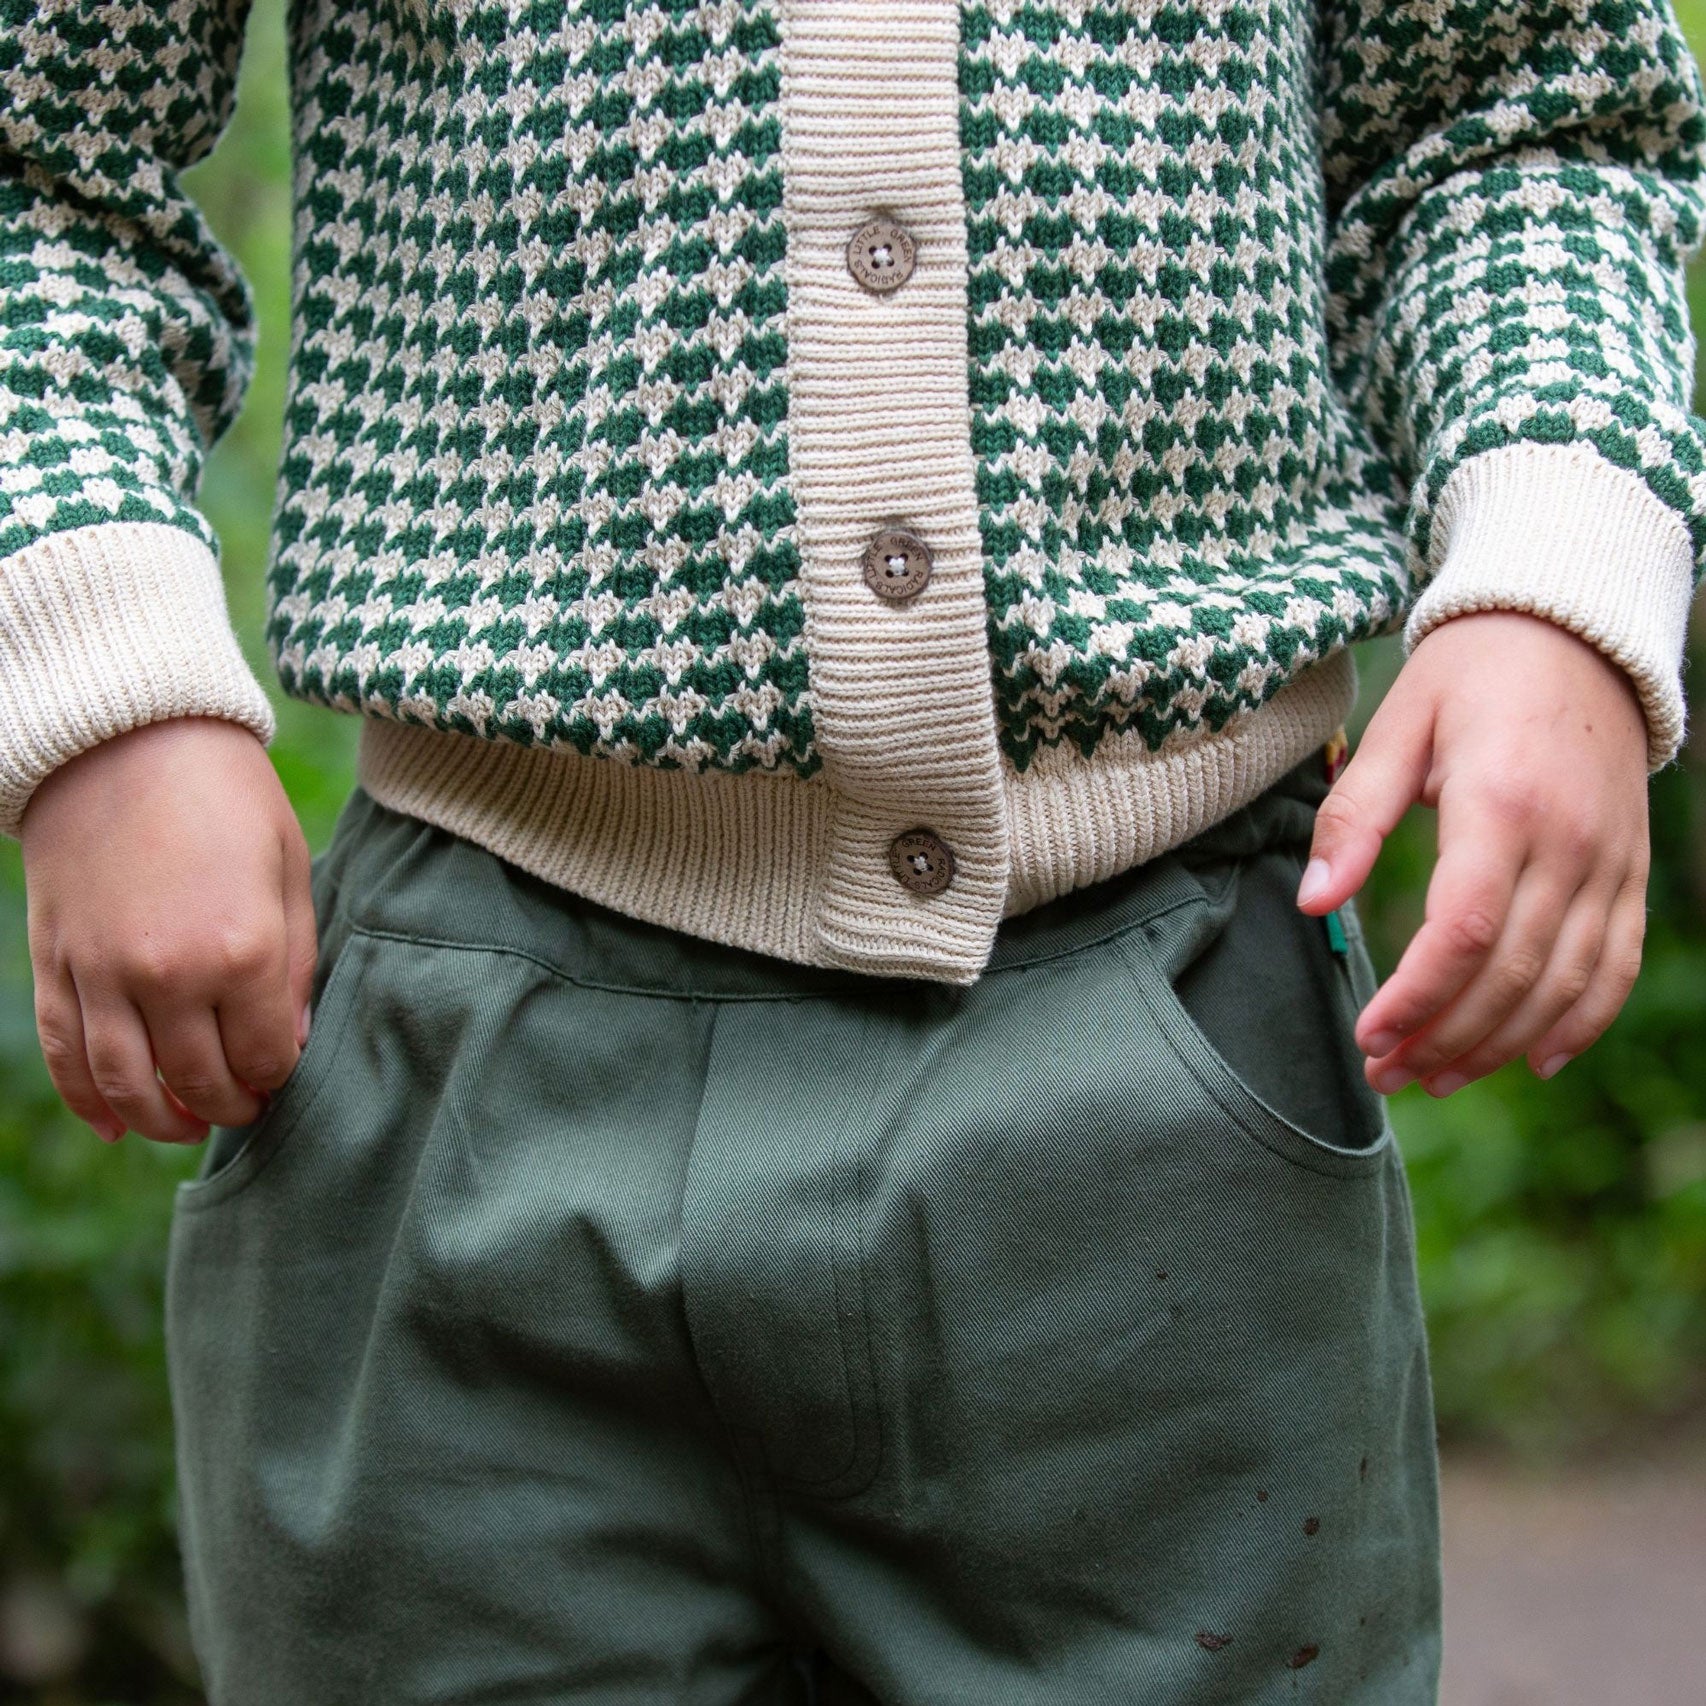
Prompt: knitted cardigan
<box><xmin>3</xmin><ymin>0</ymin><xmax>1704</xmax><ymax>982</ymax></box>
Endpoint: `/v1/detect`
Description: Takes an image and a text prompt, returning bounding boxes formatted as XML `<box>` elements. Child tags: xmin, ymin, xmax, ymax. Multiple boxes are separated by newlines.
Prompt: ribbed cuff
<box><xmin>1403</xmin><ymin>442</ymin><xmax>1696</xmax><ymax>773</ymax></box>
<box><xmin>0</xmin><ymin>521</ymin><xmax>277</xmax><ymax>837</ymax></box>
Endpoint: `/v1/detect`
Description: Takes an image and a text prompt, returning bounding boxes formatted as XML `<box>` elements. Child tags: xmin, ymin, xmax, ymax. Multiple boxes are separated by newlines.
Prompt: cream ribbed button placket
<box><xmin>779</xmin><ymin>2</ymin><xmax>1010</xmax><ymax>979</ymax></box>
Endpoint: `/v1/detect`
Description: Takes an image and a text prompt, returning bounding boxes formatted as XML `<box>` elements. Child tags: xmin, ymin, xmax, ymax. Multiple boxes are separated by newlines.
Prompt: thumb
<box><xmin>1296</xmin><ymin>710</ymin><xmax>1432</xmax><ymax>913</ymax></box>
<box><xmin>280</xmin><ymin>826</ymin><xmax>319</xmax><ymax>1053</ymax></box>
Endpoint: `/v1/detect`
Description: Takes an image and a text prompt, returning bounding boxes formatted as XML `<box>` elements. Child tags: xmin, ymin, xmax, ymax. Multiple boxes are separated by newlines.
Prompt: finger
<box><xmin>1354</xmin><ymin>779</ymin><xmax>1526</xmax><ymax>1059</ymax></box>
<box><xmin>213</xmin><ymin>921</ymin><xmax>300</xmax><ymax>1098</ymax></box>
<box><xmin>77</xmin><ymin>987</ymin><xmax>210</xmax><ymax>1145</ymax></box>
<box><xmin>1398</xmin><ymin>876</ymin><xmax>1609</xmax><ymax>1092</ymax></box>
<box><xmin>280</xmin><ymin>828</ymin><xmax>318</xmax><ymax>1049</ymax></box>
<box><xmin>148</xmin><ymin>1000</ymin><xmax>267</xmax><ymax>1127</ymax></box>
<box><xmin>1296</xmin><ymin>707</ymin><xmax>1433</xmax><ymax>914</ymax></box>
<box><xmin>1523</xmin><ymin>877</ymin><xmax>1649</xmax><ymax>1078</ymax></box>
<box><xmin>1370</xmin><ymin>858</ymin><xmax>1586</xmax><ymax>1085</ymax></box>
<box><xmin>34</xmin><ymin>969</ymin><xmax>125</xmax><ymax>1142</ymax></box>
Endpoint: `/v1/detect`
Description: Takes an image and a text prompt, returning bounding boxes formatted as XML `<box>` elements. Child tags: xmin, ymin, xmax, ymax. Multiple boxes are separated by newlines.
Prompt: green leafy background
<box><xmin>2</xmin><ymin>3</ymin><xmax>1704</xmax><ymax>1696</ymax></box>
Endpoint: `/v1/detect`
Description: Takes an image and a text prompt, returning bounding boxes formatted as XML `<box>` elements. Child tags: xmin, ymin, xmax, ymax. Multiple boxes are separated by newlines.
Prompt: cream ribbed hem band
<box><xmin>0</xmin><ymin>521</ymin><xmax>276</xmax><ymax>838</ymax></box>
<box><xmin>357</xmin><ymin>645</ymin><xmax>1358</xmax><ymax>985</ymax></box>
<box><xmin>1405</xmin><ymin>441</ymin><xmax>1696</xmax><ymax>772</ymax></box>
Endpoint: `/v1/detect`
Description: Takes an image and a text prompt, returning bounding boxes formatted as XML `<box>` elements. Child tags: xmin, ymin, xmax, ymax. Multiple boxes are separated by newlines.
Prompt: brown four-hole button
<box><xmin>862</xmin><ymin>528</ymin><xmax>933</xmax><ymax>602</ymax></box>
<box><xmin>847</xmin><ymin>216</ymin><xmax>916</xmax><ymax>294</ymax></box>
<box><xmin>889</xmin><ymin>828</ymin><xmax>956</xmax><ymax>896</ymax></box>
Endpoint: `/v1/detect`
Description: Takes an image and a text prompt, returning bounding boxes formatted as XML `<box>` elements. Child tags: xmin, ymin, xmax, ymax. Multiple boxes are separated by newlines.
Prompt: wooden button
<box><xmin>888</xmin><ymin>828</ymin><xmax>956</xmax><ymax>896</ymax></box>
<box><xmin>862</xmin><ymin>528</ymin><xmax>933</xmax><ymax>602</ymax></box>
<box><xmin>846</xmin><ymin>217</ymin><xmax>916</xmax><ymax>294</ymax></box>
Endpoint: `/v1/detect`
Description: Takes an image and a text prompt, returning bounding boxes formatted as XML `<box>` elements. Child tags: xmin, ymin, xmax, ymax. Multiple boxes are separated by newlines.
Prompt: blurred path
<box><xmin>1441</xmin><ymin>1456</ymin><xmax>1706</xmax><ymax>1705</ymax></box>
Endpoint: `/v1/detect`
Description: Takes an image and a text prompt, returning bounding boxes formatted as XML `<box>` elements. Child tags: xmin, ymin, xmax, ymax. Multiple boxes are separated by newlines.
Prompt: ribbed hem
<box><xmin>0</xmin><ymin>521</ymin><xmax>277</xmax><ymax>838</ymax></box>
<box><xmin>1001</xmin><ymin>647</ymin><xmax>1357</xmax><ymax>912</ymax></box>
<box><xmin>1404</xmin><ymin>442</ymin><xmax>1695</xmax><ymax>772</ymax></box>
<box><xmin>359</xmin><ymin>722</ymin><xmax>838</xmax><ymax>965</ymax></box>
<box><xmin>356</xmin><ymin>647</ymin><xmax>1357</xmax><ymax>985</ymax></box>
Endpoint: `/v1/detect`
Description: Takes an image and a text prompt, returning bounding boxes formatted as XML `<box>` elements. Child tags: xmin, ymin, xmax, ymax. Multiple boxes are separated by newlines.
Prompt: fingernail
<box><xmin>93</xmin><ymin>1119</ymin><xmax>125</xmax><ymax>1144</ymax></box>
<box><xmin>298</xmin><ymin>1001</ymin><xmax>312</xmax><ymax>1048</ymax></box>
<box><xmin>1296</xmin><ymin>858</ymin><xmax>1331</xmax><ymax>907</ymax></box>
<box><xmin>1363</xmin><ymin>1028</ymin><xmax>1402</xmax><ymax>1058</ymax></box>
<box><xmin>1536</xmin><ymin>1053</ymin><xmax>1573</xmax><ymax>1080</ymax></box>
<box><xmin>1426</xmin><ymin>1071</ymin><xmax>1469</xmax><ymax>1097</ymax></box>
<box><xmin>1372</xmin><ymin>1065</ymin><xmax>1413</xmax><ymax>1095</ymax></box>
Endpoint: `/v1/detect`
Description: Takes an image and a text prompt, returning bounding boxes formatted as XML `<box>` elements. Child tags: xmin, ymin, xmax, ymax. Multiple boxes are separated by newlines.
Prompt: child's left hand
<box><xmin>1294</xmin><ymin>609</ymin><xmax>1653</xmax><ymax>1097</ymax></box>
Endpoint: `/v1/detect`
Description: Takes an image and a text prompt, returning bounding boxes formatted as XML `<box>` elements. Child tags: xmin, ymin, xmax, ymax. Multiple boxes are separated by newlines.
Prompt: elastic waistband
<box><xmin>316</xmin><ymin>744</ymin><xmax>1333</xmax><ymax>1003</ymax></box>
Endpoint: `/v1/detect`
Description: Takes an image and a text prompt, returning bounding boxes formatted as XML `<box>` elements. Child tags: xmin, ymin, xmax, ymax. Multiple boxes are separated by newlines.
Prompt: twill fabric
<box><xmin>164</xmin><ymin>750</ymin><xmax>1442</xmax><ymax>1706</ymax></box>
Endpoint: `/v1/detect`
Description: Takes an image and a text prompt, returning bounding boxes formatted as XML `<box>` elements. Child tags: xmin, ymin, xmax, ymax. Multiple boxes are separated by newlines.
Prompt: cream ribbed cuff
<box><xmin>0</xmin><ymin>521</ymin><xmax>277</xmax><ymax>837</ymax></box>
<box><xmin>1403</xmin><ymin>442</ymin><xmax>1696</xmax><ymax>772</ymax></box>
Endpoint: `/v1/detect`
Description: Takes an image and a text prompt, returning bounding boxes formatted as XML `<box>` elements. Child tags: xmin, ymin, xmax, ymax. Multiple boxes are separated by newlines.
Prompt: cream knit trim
<box><xmin>0</xmin><ymin>521</ymin><xmax>277</xmax><ymax>838</ymax></box>
<box><xmin>771</xmin><ymin>0</ymin><xmax>1011</xmax><ymax>981</ymax></box>
<box><xmin>355</xmin><ymin>647</ymin><xmax>1357</xmax><ymax>986</ymax></box>
<box><xmin>1404</xmin><ymin>441</ymin><xmax>1696</xmax><ymax>772</ymax></box>
<box><xmin>1000</xmin><ymin>648</ymin><xmax>1357</xmax><ymax>913</ymax></box>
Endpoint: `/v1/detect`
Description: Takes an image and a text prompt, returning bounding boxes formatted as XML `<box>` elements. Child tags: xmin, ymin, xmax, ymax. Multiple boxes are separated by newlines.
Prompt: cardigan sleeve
<box><xmin>1319</xmin><ymin>0</ymin><xmax>1706</xmax><ymax>771</ymax></box>
<box><xmin>0</xmin><ymin>0</ymin><xmax>275</xmax><ymax>838</ymax></box>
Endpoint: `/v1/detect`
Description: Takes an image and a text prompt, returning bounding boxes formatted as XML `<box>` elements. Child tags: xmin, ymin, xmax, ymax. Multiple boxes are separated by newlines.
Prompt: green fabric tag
<box><xmin>1324</xmin><ymin>909</ymin><xmax>1350</xmax><ymax>957</ymax></box>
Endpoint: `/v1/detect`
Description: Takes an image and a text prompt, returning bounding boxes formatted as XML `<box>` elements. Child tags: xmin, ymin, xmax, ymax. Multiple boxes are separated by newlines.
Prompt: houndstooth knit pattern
<box><xmin>961</xmin><ymin>1</ymin><xmax>1414</xmax><ymax>768</ymax></box>
<box><xmin>1322</xmin><ymin>0</ymin><xmax>1706</xmax><ymax>606</ymax></box>
<box><xmin>0</xmin><ymin>0</ymin><xmax>252</xmax><ymax>568</ymax></box>
<box><xmin>4</xmin><ymin>0</ymin><xmax>1706</xmax><ymax>780</ymax></box>
<box><xmin>271</xmin><ymin>0</ymin><xmax>814</xmax><ymax>774</ymax></box>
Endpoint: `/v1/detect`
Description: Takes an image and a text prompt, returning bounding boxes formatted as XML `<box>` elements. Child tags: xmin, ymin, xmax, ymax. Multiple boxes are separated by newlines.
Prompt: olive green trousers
<box><xmin>165</xmin><ymin>751</ymin><xmax>1441</xmax><ymax>1705</ymax></box>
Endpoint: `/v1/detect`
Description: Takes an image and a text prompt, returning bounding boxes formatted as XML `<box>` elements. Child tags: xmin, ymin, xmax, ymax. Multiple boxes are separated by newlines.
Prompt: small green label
<box><xmin>1324</xmin><ymin>908</ymin><xmax>1350</xmax><ymax>957</ymax></box>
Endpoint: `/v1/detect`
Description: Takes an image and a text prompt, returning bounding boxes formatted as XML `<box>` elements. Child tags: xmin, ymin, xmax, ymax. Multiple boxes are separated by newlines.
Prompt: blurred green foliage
<box><xmin>3</xmin><ymin>0</ymin><xmax>1706</xmax><ymax>1697</ymax></box>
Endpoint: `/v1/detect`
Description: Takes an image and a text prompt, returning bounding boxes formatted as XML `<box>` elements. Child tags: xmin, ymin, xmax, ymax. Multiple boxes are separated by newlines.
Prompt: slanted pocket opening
<box><xmin>1116</xmin><ymin>856</ymin><xmax>1395</xmax><ymax>1180</ymax></box>
<box><xmin>174</xmin><ymin>932</ymin><xmax>371</xmax><ymax>1211</ymax></box>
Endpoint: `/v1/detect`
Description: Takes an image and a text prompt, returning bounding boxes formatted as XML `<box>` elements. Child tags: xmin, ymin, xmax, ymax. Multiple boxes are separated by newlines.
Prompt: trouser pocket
<box><xmin>160</xmin><ymin>900</ymin><xmax>791</xmax><ymax>1705</ymax></box>
<box><xmin>1116</xmin><ymin>832</ymin><xmax>1395</xmax><ymax>1177</ymax></box>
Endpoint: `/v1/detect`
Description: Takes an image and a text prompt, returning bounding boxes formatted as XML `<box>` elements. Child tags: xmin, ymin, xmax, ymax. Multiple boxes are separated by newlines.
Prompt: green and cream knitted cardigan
<box><xmin>3</xmin><ymin>0</ymin><xmax>1705</xmax><ymax>981</ymax></box>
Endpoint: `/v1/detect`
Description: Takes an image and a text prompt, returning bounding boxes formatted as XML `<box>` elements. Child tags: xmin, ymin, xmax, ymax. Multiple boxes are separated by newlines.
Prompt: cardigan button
<box><xmin>862</xmin><ymin>528</ymin><xmax>933</xmax><ymax>602</ymax></box>
<box><xmin>846</xmin><ymin>216</ymin><xmax>916</xmax><ymax>294</ymax></box>
<box><xmin>889</xmin><ymin>828</ymin><xmax>956</xmax><ymax>897</ymax></box>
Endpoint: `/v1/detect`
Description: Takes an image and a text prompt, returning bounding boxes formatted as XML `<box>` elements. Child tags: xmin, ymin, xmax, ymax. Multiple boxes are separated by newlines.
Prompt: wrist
<box><xmin>21</xmin><ymin>716</ymin><xmax>276</xmax><ymax>846</ymax></box>
<box><xmin>1406</xmin><ymin>608</ymin><xmax>1650</xmax><ymax>757</ymax></box>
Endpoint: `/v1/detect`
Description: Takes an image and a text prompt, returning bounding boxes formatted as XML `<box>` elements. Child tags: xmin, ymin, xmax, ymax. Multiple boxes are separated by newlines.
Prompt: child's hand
<box><xmin>1295</xmin><ymin>610</ymin><xmax>1652</xmax><ymax>1097</ymax></box>
<box><xmin>19</xmin><ymin>717</ymin><xmax>317</xmax><ymax>1144</ymax></box>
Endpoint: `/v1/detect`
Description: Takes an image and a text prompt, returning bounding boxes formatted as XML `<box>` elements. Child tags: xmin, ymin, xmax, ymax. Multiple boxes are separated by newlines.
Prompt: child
<box><xmin>3</xmin><ymin>1</ymin><xmax>1698</xmax><ymax>1700</ymax></box>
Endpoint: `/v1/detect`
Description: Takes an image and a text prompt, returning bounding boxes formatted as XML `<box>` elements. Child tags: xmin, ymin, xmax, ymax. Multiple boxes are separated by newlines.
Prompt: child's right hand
<box><xmin>18</xmin><ymin>717</ymin><xmax>317</xmax><ymax>1145</ymax></box>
